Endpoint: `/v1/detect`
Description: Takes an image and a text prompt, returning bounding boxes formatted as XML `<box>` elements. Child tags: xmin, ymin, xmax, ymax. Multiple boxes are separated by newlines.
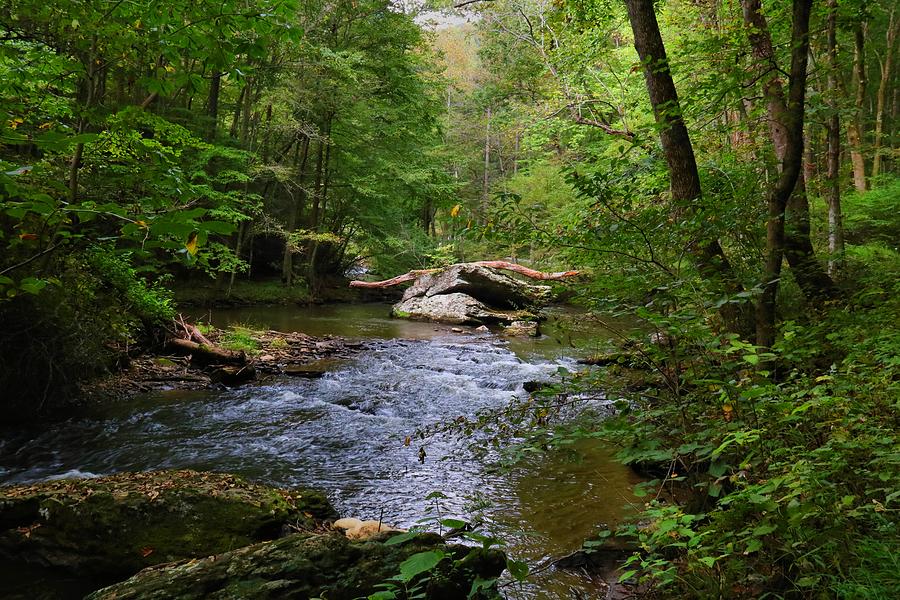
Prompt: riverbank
<box><xmin>0</xmin><ymin>470</ymin><xmax>506</xmax><ymax>599</ymax></box>
<box><xmin>79</xmin><ymin>322</ymin><xmax>364</xmax><ymax>404</ymax></box>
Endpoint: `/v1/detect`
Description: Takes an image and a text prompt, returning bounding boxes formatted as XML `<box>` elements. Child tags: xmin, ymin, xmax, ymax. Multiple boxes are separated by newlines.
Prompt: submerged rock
<box><xmin>502</xmin><ymin>320</ymin><xmax>540</xmax><ymax>337</ymax></box>
<box><xmin>87</xmin><ymin>532</ymin><xmax>506</xmax><ymax>600</ymax></box>
<box><xmin>0</xmin><ymin>470</ymin><xmax>336</xmax><ymax>580</ymax></box>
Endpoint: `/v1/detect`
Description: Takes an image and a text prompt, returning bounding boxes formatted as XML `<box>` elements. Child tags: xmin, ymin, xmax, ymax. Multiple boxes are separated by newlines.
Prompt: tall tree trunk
<box><xmin>230</xmin><ymin>84</ymin><xmax>248</xmax><ymax>139</ymax></box>
<box><xmin>740</xmin><ymin>0</ymin><xmax>834</xmax><ymax>300</ymax></box>
<box><xmin>307</xmin><ymin>116</ymin><xmax>332</xmax><ymax>295</ymax></box>
<box><xmin>207</xmin><ymin>71</ymin><xmax>221</xmax><ymax>140</ymax></box>
<box><xmin>482</xmin><ymin>105</ymin><xmax>491</xmax><ymax>216</ymax></box>
<box><xmin>240</xmin><ymin>80</ymin><xmax>254</xmax><ymax>147</ymax></box>
<box><xmin>826</xmin><ymin>0</ymin><xmax>844</xmax><ymax>275</ymax></box>
<box><xmin>282</xmin><ymin>134</ymin><xmax>311</xmax><ymax>286</ymax></box>
<box><xmin>69</xmin><ymin>37</ymin><xmax>98</xmax><ymax>202</ymax></box>
<box><xmin>625</xmin><ymin>0</ymin><xmax>752</xmax><ymax>337</ymax></box>
<box><xmin>848</xmin><ymin>23</ymin><xmax>868</xmax><ymax>191</ymax></box>
<box><xmin>755</xmin><ymin>0</ymin><xmax>813</xmax><ymax>348</ymax></box>
<box><xmin>872</xmin><ymin>8</ymin><xmax>898</xmax><ymax>178</ymax></box>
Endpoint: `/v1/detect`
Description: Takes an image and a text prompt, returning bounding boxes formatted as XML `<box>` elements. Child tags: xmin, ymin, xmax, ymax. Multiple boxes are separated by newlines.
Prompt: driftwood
<box><xmin>166</xmin><ymin>338</ymin><xmax>248</xmax><ymax>365</ymax></box>
<box><xmin>175</xmin><ymin>315</ymin><xmax>213</xmax><ymax>346</ymax></box>
<box><xmin>349</xmin><ymin>261</ymin><xmax>579</xmax><ymax>289</ymax></box>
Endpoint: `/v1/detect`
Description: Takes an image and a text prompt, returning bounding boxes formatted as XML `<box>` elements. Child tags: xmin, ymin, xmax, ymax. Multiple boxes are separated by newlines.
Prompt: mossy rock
<box><xmin>87</xmin><ymin>531</ymin><xmax>506</xmax><ymax>600</ymax></box>
<box><xmin>0</xmin><ymin>470</ymin><xmax>336</xmax><ymax>581</ymax></box>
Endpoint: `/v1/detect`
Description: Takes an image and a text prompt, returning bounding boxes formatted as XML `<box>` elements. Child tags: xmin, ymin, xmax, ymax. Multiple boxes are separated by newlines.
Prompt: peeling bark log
<box><xmin>166</xmin><ymin>338</ymin><xmax>247</xmax><ymax>365</ymax></box>
<box><xmin>349</xmin><ymin>261</ymin><xmax>579</xmax><ymax>288</ymax></box>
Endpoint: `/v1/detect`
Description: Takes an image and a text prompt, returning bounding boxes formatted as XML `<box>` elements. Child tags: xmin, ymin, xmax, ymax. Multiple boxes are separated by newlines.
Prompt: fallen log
<box><xmin>350</xmin><ymin>260</ymin><xmax>579</xmax><ymax>288</ymax></box>
<box><xmin>166</xmin><ymin>338</ymin><xmax>247</xmax><ymax>365</ymax></box>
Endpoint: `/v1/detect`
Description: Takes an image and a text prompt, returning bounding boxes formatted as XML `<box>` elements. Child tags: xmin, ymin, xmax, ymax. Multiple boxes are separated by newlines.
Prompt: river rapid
<box><xmin>0</xmin><ymin>303</ymin><xmax>643</xmax><ymax>598</ymax></box>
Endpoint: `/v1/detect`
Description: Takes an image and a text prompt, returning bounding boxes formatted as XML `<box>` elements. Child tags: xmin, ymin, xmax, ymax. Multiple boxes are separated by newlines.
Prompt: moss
<box><xmin>221</xmin><ymin>325</ymin><xmax>261</xmax><ymax>354</ymax></box>
<box><xmin>87</xmin><ymin>531</ymin><xmax>505</xmax><ymax>600</ymax></box>
<box><xmin>0</xmin><ymin>470</ymin><xmax>336</xmax><ymax>580</ymax></box>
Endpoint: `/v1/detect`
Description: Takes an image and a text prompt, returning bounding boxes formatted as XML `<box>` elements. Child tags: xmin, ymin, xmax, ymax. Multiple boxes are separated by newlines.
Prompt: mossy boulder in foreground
<box><xmin>87</xmin><ymin>531</ymin><xmax>506</xmax><ymax>600</ymax></box>
<box><xmin>0</xmin><ymin>470</ymin><xmax>336</xmax><ymax>579</ymax></box>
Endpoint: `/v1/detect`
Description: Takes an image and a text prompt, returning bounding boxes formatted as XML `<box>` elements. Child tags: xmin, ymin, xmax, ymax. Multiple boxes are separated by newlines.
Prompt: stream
<box><xmin>0</xmin><ymin>303</ymin><xmax>643</xmax><ymax>599</ymax></box>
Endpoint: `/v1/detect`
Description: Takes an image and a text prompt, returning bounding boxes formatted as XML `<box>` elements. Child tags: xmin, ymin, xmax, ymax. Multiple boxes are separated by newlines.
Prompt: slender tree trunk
<box><xmin>307</xmin><ymin>116</ymin><xmax>332</xmax><ymax>295</ymax></box>
<box><xmin>207</xmin><ymin>71</ymin><xmax>221</xmax><ymax>140</ymax></box>
<box><xmin>873</xmin><ymin>8</ymin><xmax>898</xmax><ymax>178</ymax></box>
<box><xmin>740</xmin><ymin>0</ymin><xmax>834</xmax><ymax>300</ymax></box>
<box><xmin>240</xmin><ymin>80</ymin><xmax>254</xmax><ymax>146</ymax></box>
<box><xmin>69</xmin><ymin>37</ymin><xmax>98</xmax><ymax>202</ymax></box>
<box><xmin>261</xmin><ymin>104</ymin><xmax>273</xmax><ymax>164</ymax></box>
<box><xmin>848</xmin><ymin>23</ymin><xmax>868</xmax><ymax>191</ymax></box>
<box><xmin>230</xmin><ymin>84</ymin><xmax>248</xmax><ymax>139</ymax></box>
<box><xmin>625</xmin><ymin>0</ymin><xmax>752</xmax><ymax>337</ymax></box>
<box><xmin>482</xmin><ymin>105</ymin><xmax>491</xmax><ymax>216</ymax></box>
<box><xmin>282</xmin><ymin>134</ymin><xmax>311</xmax><ymax>286</ymax></box>
<box><xmin>227</xmin><ymin>221</ymin><xmax>246</xmax><ymax>298</ymax></box>
<box><xmin>826</xmin><ymin>0</ymin><xmax>844</xmax><ymax>275</ymax></box>
<box><xmin>755</xmin><ymin>0</ymin><xmax>813</xmax><ymax>348</ymax></box>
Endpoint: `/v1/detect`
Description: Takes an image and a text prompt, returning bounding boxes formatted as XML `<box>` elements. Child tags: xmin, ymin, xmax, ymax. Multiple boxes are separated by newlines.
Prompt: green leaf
<box><xmin>383</xmin><ymin>531</ymin><xmax>419</xmax><ymax>546</ymax></box>
<box><xmin>468</xmin><ymin>577</ymin><xmax>497</xmax><ymax>598</ymax></box>
<box><xmin>439</xmin><ymin>518</ymin><xmax>466</xmax><ymax>529</ymax></box>
<box><xmin>505</xmin><ymin>558</ymin><xmax>529</xmax><ymax>581</ymax></box>
<box><xmin>744</xmin><ymin>538</ymin><xmax>763</xmax><ymax>554</ymax></box>
<box><xmin>398</xmin><ymin>550</ymin><xmax>445</xmax><ymax>582</ymax></box>
<box><xmin>752</xmin><ymin>523</ymin><xmax>777</xmax><ymax>537</ymax></box>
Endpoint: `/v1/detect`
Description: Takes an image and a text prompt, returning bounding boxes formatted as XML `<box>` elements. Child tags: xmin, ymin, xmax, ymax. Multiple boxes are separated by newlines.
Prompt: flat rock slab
<box><xmin>87</xmin><ymin>532</ymin><xmax>506</xmax><ymax>600</ymax></box>
<box><xmin>0</xmin><ymin>470</ymin><xmax>336</xmax><ymax>580</ymax></box>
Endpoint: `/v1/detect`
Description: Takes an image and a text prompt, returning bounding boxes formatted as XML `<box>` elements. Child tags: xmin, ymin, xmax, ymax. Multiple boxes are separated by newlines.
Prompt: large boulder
<box><xmin>0</xmin><ymin>470</ymin><xmax>336</xmax><ymax>581</ymax></box>
<box><xmin>393</xmin><ymin>265</ymin><xmax>549</xmax><ymax>325</ymax></box>
<box><xmin>401</xmin><ymin>264</ymin><xmax>551</xmax><ymax>308</ymax></box>
<box><xmin>87</xmin><ymin>532</ymin><xmax>506</xmax><ymax>600</ymax></box>
<box><xmin>392</xmin><ymin>293</ymin><xmax>536</xmax><ymax>325</ymax></box>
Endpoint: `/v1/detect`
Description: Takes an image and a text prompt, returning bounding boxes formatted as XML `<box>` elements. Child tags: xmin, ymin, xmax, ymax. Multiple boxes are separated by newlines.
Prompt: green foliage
<box><xmin>563</xmin><ymin>252</ymin><xmax>900</xmax><ymax>597</ymax></box>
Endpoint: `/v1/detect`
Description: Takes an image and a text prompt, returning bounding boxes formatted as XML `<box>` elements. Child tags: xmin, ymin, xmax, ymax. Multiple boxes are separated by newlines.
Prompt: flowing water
<box><xmin>0</xmin><ymin>303</ymin><xmax>643</xmax><ymax>599</ymax></box>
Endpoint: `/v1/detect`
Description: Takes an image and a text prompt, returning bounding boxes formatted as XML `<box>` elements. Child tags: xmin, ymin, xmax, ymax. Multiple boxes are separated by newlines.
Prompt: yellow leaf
<box><xmin>185</xmin><ymin>232</ymin><xmax>199</xmax><ymax>256</ymax></box>
<box><xmin>450</xmin><ymin>204</ymin><xmax>461</xmax><ymax>218</ymax></box>
<box><xmin>723</xmin><ymin>403</ymin><xmax>734</xmax><ymax>422</ymax></box>
<box><xmin>165</xmin><ymin>65</ymin><xmax>176</xmax><ymax>73</ymax></box>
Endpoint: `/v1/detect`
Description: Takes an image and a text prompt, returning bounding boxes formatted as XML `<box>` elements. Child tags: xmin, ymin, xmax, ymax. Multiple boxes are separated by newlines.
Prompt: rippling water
<box><xmin>0</xmin><ymin>306</ymin><xmax>643</xmax><ymax>598</ymax></box>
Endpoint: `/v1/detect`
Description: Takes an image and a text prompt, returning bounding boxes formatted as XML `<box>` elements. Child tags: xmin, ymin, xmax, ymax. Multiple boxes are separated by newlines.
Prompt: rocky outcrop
<box><xmin>87</xmin><ymin>532</ymin><xmax>506</xmax><ymax>600</ymax></box>
<box><xmin>392</xmin><ymin>265</ymin><xmax>549</xmax><ymax>325</ymax></box>
<box><xmin>0</xmin><ymin>470</ymin><xmax>336</xmax><ymax>580</ymax></box>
